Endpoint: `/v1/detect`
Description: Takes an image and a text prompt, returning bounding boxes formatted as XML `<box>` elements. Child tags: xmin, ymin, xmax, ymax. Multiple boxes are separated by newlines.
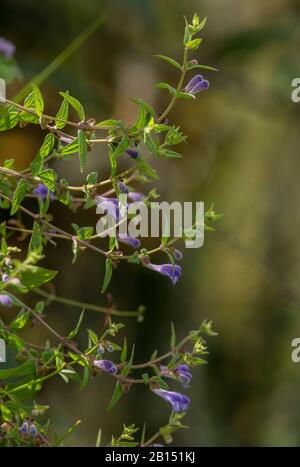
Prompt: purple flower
<box><xmin>98</xmin><ymin>344</ymin><xmax>105</xmax><ymax>354</ymax></box>
<box><xmin>29</xmin><ymin>423</ymin><xmax>38</xmax><ymax>437</ymax></box>
<box><xmin>1</xmin><ymin>273</ymin><xmax>9</xmax><ymax>282</ymax></box>
<box><xmin>184</xmin><ymin>74</ymin><xmax>209</xmax><ymax>95</ymax></box>
<box><xmin>33</xmin><ymin>183</ymin><xmax>55</xmax><ymax>201</ymax></box>
<box><xmin>117</xmin><ymin>182</ymin><xmax>129</xmax><ymax>194</ymax></box>
<box><xmin>19</xmin><ymin>421</ymin><xmax>29</xmax><ymax>435</ymax></box>
<box><xmin>0</xmin><ymin>37</ymin><xmax>16</xmax><ymax>59</ymax></box>
<box><xmin>153</xmin><ymin>388</ymin><xmax>190</xmax><ymax>413</ymax></box>
<box><xmin>160</xmin><ymin>364</ymin><xmax>192</xmax><ymax>388</ymax></box>
<box><xmin>0</xmin><ymin>294</ymin><xmax>13</xmax><ymax>306</ymax></box>
<box><xmin>126</xmin><ymin>148</ymin><xmax>139</xmax><ymax>159</ymax></box>
<box><xmin>118</xmin><ymin>234</ymin><xmax>140</xmax><ymax>249</ymax></box>
<box><xmin>128</xmin><ymin>192</ymin><xmax>144</xmax><ymax>202</ymax></box>
<box><xmin>95</xmin><ymin>196</ymin><xmax>119</xmax><ymax>221</ymax></box>
<box><xmin>173</xmin><ymin>249</ymin><xmax>183</xmax><ymax>261</ymax></box>
<box><xmin>93</xmin><ymin>359</ymin><xmax>117</xmax><ymax>374</ymax></box>
<box><xmin>147</xmin><ymin>263</ymin><xmax>182</xmax><ymax>285</ymax></box>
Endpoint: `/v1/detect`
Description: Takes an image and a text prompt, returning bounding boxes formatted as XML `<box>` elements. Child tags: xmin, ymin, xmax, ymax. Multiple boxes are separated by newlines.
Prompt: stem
<box><xmin>34</xmin><ymin>287</ymin><xmax>142</xmax><ymax>318</ymax></box>
<box><xmin>157</xmin><ymin>47</ymin><xmax>189</xmax><ymax>123</ymax></box>
<box><xmin>0</xmin><ymin>192</ymin><xmax>108</xmax><ymax>258</ymax></box>
<box><xmin>141</xmin><ymin>431</ymin><xmax>161</xmax><ymax>447</ymax></box>
<box><xmin>130</xmin><ymin>335</ymin><xmax>191</xmax><ymax>370</ymax></box>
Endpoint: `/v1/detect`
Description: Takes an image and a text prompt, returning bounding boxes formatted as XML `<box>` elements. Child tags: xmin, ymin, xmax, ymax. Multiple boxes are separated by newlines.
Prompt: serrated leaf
<box><xmin>55</xmin><ymin>91</ymin><xmax>70</xmax><ymax>129</ymax></box>
<box><xmin>59</xmin><ymin>92</ymin><xmax>85</xmax><ymax>121</ymax></box>
<box><xmin>0</xmin><ymin>107</ymin><xmax>19</xmax><ymax>131</ymax></box>
<box><xmin>135</xmin><ymin>100</ymin><xmax>147</xmax><ymax>130</ymax></box>
<box><xmin>38</xmin><ymin>168</ymin><xmax>57</xmax><ymax>192</ymax></box>
<box><xmin>30</xmin><ymin>133</ymin><xmax>55</xmax><ymax>175</ymax></box>
<box><xmin>59</xmin><ymin>138</ymin><xmax>79</xmax><ymax>155</ymax></box>
<box><xmin>24</xmin><ymin>84</ymin><xmax>44</xmax><ymax>116</ymax></box>
<box><xmin>11</xmin><ymin>179</ymin><xmax>28</xmax><ymax>215</ymax></box>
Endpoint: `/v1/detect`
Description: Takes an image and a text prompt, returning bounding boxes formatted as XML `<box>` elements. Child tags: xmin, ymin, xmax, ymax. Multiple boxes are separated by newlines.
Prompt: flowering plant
<box><xmin>0</xmin><ymin>14</ymin><xmax>220</xmax><ymax>447</ymax></box>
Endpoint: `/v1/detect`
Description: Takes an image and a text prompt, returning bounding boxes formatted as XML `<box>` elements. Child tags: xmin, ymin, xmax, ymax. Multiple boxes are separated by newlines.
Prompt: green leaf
<box><xmin>77</xmin><ymin>226</ymin><xmax>94</xmax><ymax>240</ymax></box>
<box><xmin>59</xmin><ymin>137</ymin><xmax>79</xmax><ymax>155</ymax></box>
<box><xmin>170</xmin><ymin>322</ymin><xmax>176</xmax><ymax>348</ymax></box>
<box><xmin>176</xmin><ymin>91</ymin><xmax>195</xmax><ymax>100</ymax></box>
<box><xmin>19</xmin><ymin>265</ymin><xmax>58</xmax><ymax>289</ymax></box>
<box><xmin>121</xmin><ymin>337</ymin><xmax>127</xmax><ymax>363</ymax></box>
<box><xmin>101</xmin><ymin>258</ymin><xmax>113</xmax><ymax>294</ymax></box>
<box><xmin>80</xmin><ymin>365</ymin><xmax>90</xmax><ymax>391</ymax></box>
<box><xmin>68</xmin><ymin>309</ymin><xmax>85</xmax><ymax>340</ymax></box>
<box><xmin>11</xmin><ymin>179</ymin><xmax>28</xmax><ymax>215</ymax></box>
<box><xmin>145</xmin><ymin>134</ymin><xmax>159</xmax><ymax>157</ymax></box>
<box><xmin>78</xmin><ymin>129</ymin><xmax>88</xmax><ymax>172</ymax></box>
<box><xmin>0</xmin><ymin>360</ymin><xmax>36</xmax><ymax>380</ymax></box>
<box><xmin>135</xmin><ymin>100</ymin><xmax>148</xmax><ymax>129</ymax></box>
<box><xmin>28</xmin><ymin>221</ymin><xmax>43</xmax><ymax>254</ymax></box>
<box><xmin>107</xmin><ymin>381</ymin><xmax>123</xmax><ymax>411</ymax></box>
<box><xmin>30</xmin><ymin>133</ymin><xmax>55</xmax><ymax>175</ymax></box>
<box><xmin>137</xmin><ymin>158</ymin><xmax>158</xmax><ymax>180</ymax></box>
<box><xmin>108</xmin><ymin>144</ymin><xmax>117</xmax><ymax>178</ymax></box>
<box><xmin>10</xmin><ymin>310</ymin><xmax>30</xmax><ymax>330</ymax></box>
<box><xmin>59</xmin><ymin>92</ymin><xmax>85</xmax><ymax>121</ymax></box>
<box><xmin>4</xmin><ymin>158</ymin><xmax>15</xmax><ymax>169</ymax></box>
<box><xmin>96</xmin><ymin>119</ymin><xmax>122</xmax><ymax>128</ymax></box>
<box><xmin>154</xmin><ymin>54</ymin><xmax>181</xmax><ymax>70</ymax></box>
<box><xmin>24</xmin><ymin>84</ymin><xmax>44</xmax><ymax>116</ymax></box>
<box><xmin>186</xmin><ymin>38</ymin><xmax>202</xmax><ymax>50</ymax></box>
<box><xmin>155</xmin><ymin>82</ymin><xmax>177</xmax><ymax>95</ymax></box>
<box><xmin>55</xmin><ymin>91</ymin><xmax>70</xmax><ymax>129</ymax></box>
<box><xmin>187</xmin><ymin>64</ymin><xmax>218</xmax><ymax>72</ymax></box>
<box><xmin>113</xmin><ymin>137</ymin><xmax>130</xmax><ymax>159</ymax></box>
<box><xmin>0</xmin><ymin>107</ymin><xmax>19</xmax><ymax>131</ymax></box>
<box><xmin>158</xmin><ymin>148</ymin><xmax>182</xmax><ymax>159</ymax></box>
<box><xmin>31</xmin><ymin>84</ymin><xmax>44</xmax><ymax>116</ymax></box>
<box><xmin>86</xmin><ymin>171</ymin><xmax>98</xmax><ymax>185</ymax></box>
<box><xmin>38</xmin><ymin>168</ymin><xmax>57</xmax><ymax>192</ymax></box>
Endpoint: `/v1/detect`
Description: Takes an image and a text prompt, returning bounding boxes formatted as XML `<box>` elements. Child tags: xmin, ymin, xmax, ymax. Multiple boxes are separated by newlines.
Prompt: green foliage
<box><xmin>0</xmin><ymin>13</ymin><xmax>219</xmax><ymax>447</ymax></box>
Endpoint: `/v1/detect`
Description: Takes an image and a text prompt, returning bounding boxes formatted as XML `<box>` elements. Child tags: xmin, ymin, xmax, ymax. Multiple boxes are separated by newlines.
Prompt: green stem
<box><xmin>157</xmin><ymin>47</ymin><xmax>189</xmax><ymax>123</ymax></box>
<box><xmin>34</xmin><ymin>287</ymin><xmax>142</xmax><ymax>318</ymax></box>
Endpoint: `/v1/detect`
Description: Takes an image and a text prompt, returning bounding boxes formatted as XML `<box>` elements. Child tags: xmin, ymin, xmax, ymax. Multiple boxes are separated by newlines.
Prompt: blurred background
<box><xmin>1</xmin><ymin>0</ymin><xmax>300</xmax><ymax>446</ymax></box>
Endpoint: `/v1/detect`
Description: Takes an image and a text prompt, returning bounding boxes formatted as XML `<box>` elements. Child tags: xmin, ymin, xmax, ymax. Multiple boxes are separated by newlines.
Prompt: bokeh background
<box><xmin>1</xmin><ymin>0</ymin><xmax>300</xmax><ymax>446</ymax></box>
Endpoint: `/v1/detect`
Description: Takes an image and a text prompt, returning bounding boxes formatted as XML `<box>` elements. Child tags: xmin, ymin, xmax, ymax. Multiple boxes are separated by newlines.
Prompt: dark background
<box><xmin>1</xmin><ymin>0</ymin><xmax>300</xmax><ymax>446</ymax></box>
